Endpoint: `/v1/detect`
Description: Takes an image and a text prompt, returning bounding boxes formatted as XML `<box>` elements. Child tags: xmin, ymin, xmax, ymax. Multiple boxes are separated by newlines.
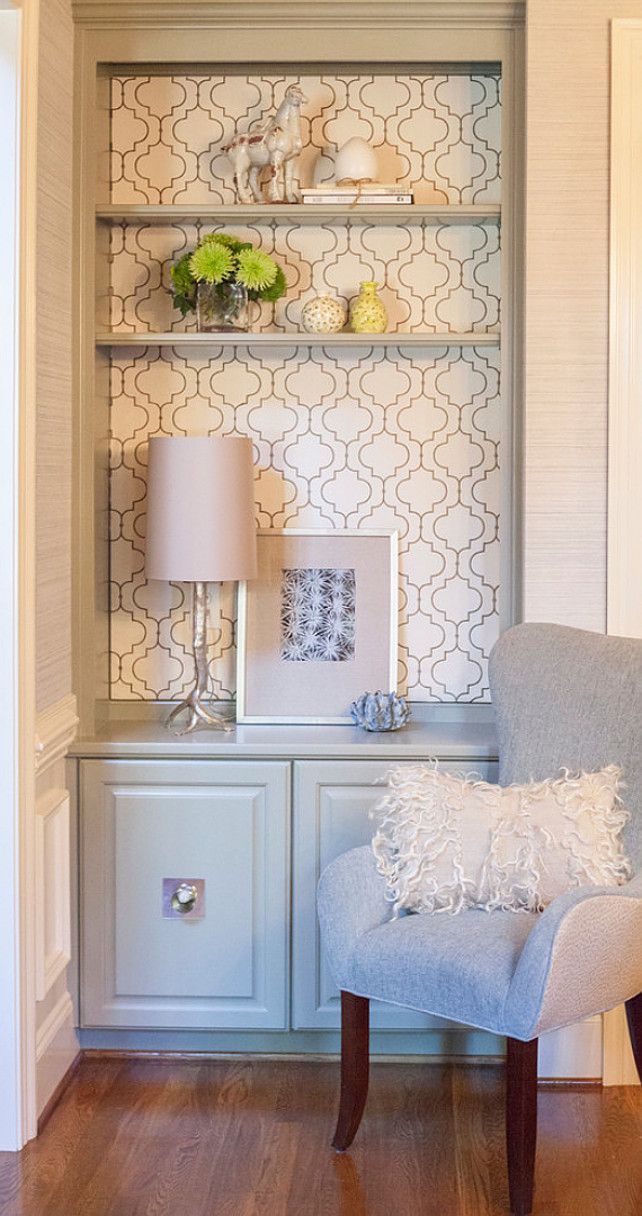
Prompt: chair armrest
<box><xmin>503</xmin><ymin>871</ymin><xmax>642</xmax><ymax>1040</ymax></box>
<box><xmin>317</xmin><ymin>846</ymin><xmax>392</xmax><ymax>990</ymax></box>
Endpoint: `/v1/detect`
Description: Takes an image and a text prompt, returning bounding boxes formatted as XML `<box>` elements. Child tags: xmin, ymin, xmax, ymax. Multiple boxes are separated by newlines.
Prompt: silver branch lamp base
<box><xmin>166</xmin><ymin>581</ymin><xmax>232</xmax><ymax>735</ymax></box>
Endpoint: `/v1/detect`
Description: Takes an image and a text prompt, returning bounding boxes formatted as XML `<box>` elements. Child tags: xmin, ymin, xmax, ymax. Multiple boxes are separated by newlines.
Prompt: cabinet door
<box><xmin>292</xmin><ymin>758</ymin><xmax>498</xmax><ymax>1030</ymax></box>
<box><xmin>81</xmin><ymin>760</ymin><xmax>289</xmax><ymax>1029</ymax></box>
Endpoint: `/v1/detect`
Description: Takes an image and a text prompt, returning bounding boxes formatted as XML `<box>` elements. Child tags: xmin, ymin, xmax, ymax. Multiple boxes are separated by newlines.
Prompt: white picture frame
<box><xmin>236</xmin><ymin>529</ymin><xmax>398</xmax><ymax>725</ymax></box>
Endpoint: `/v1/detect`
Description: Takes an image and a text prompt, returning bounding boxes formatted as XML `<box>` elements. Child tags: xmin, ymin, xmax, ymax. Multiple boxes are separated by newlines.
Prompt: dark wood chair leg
<box><xmin>625</xmin><ymin>991</ymin><xmax>642</xmax><ymax>1082</ymax></box>
<box><xmin>332</xmin><ymin>991</ymin><xmax>370</xmax><ymax>1152</ymax></box>
<box><xmin>506</xmin><ymin>1037</ymin><xmax>538</xmax><ymax>1216</ymax></box>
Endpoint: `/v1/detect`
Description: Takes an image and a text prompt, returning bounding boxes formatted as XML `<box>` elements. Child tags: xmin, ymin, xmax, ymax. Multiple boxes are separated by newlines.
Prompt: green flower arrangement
<box><xmin>170</xmin><ymin>233</ymin><xmax>287</xmax><ymax>317</ymax></box>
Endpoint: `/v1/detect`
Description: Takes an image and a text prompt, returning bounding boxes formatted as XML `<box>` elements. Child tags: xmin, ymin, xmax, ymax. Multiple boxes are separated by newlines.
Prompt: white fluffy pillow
<box><xmin>371</xmin><ymin>764</ymin><xmax>631</xmax><ymax>916</ymax></box>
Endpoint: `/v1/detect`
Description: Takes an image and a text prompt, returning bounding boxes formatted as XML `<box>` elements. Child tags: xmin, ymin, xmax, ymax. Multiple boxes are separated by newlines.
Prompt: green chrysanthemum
<box><xmin>259</xmin><ymin>263</ymin><xmax>287</xmax><ymax>303</ymax></box>
<box><xmin>203</xmin><ymin>232</ymin><xmax>251</xmax><ymax>254</ymax></box>
<box><xmin>189</xmin><ymin>241</ymin><xmax>235</xmax><ymax>284</ymax></box>
<box><xmin>236</xmin><ymin>247</ymin><xmax>278</xmax><ymax>293</ymax></box>
<box><xmin>170</xmin><ymin>234</ymin><xmax>286</xmax><ymax>315</ymax></box>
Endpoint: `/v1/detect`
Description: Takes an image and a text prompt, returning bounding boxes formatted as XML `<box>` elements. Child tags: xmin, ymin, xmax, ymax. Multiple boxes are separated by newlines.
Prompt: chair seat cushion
<box><xmin>346</xmin><ymin>906</ymin><xmax>537</xmax><ymax>1034</ymax></box>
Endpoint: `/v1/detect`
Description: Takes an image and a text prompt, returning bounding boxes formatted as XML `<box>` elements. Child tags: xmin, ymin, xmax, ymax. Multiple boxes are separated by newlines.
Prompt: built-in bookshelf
<box><xmin>70</xmin><ymin>2</ymin><xmax>524</xmax><ymax>1062</ymax></box>
<box><xmin>95</xmin><ymin>68</ymin><xmax>505</xmax><ymax>708</ymax></box>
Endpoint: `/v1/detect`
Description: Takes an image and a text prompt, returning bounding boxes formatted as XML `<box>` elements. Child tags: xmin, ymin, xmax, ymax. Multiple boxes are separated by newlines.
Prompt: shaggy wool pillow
<box><xmin>371</xmin><ymin>764</ymin><xmax>631</xmax><ymax>917</ymax></box>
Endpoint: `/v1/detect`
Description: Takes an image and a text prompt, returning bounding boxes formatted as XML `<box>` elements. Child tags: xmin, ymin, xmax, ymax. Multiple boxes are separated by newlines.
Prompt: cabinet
<box><xmin>79</xmin><ymin>743</ymin><xmax>498</xmax><ymax>1040</ymax></box>
<box><xmin>80</xmin><ymin>760</ymin><xmax>289</xmax><ymax>1029</ymax></box>
<box><xmin>292</xmin><ymin>759</ymin><xmax>498</xmax><ymax>1030</ymax></box>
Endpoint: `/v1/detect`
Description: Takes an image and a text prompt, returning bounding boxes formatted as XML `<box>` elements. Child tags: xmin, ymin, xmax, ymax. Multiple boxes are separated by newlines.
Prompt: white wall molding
<box><xmin>0</xmin><ymin>0</ymin><xmax>43</xmax><ymax>1150</ymax></box>
<box><xmin>35</xmin><ymin>989</ymin><xmax>77</xmax><ymax>1117</ymax></box>
<box><xmin>35</xmin><ymin>991</ymin><xmax>74</xmax><ymax>1062</ymax></box>
<box><xmin>35</xmin><ymin>693</ymin><xmax>78</xmax><ymax>774</ymax></box>
<box><xmin>71</xmin><ymin>1</ymin><xmax>525</xmax><ymax>32</ymax></box>
<box><xmin>603</xmin><ymin>17</ymin><xmax>642</xmax><ymax>1087</ymax></box>
<box><xmin>0</xmin><ymin>3</ymin><xmax>26</xmax><ymax>1153</ymax></box>
<box><xmin>35</xmin><ymin>792</ymin><xmax>71</xmax><ymax>1002</ymax></box>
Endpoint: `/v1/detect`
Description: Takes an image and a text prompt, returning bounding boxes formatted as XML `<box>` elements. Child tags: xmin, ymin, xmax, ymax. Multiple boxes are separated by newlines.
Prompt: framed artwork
<box><xmin>236</xmin><ymin>529</ymin><xmax>398</xmax><ymax>724</ymax></box>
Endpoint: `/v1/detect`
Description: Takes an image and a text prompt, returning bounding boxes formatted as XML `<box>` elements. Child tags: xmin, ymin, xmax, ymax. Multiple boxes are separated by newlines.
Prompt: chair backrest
<box><xmin>489</xmin><ymin>622</ymin><xmax>642</xmax><ymax>870</ymax></box>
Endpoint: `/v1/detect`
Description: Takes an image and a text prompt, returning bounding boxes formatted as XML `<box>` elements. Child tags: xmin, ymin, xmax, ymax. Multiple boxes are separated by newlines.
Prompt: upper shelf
<box><xmin>96</xmin><ymin>202</ymin><xmax>501</xmax><ymax>227</ymax></box>
<box><xmin>96</xmin><ymin>331</ymin><xmax>500</xmax><ymax>349</ymax></box>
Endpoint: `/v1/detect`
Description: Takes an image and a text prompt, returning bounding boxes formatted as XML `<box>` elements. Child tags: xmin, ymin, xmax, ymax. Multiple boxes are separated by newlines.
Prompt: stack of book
<box><xmin>300</xmin><ymin>183</ymin><xmax>414</xmax><ymax>206</ymax></box>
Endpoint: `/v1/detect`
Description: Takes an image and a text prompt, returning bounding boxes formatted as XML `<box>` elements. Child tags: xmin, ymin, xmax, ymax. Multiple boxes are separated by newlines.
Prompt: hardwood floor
<box><xmin>1</xmin><ymin>1056</ymin><xmax>642</xmax><ymax>1216</ymax></box>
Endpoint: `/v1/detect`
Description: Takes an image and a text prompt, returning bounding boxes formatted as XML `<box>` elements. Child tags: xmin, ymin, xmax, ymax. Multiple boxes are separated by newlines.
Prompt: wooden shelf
<box><xmin>96</xmin><ymin>331</ymin><xmax>500</xmax><ymax>349</ymax></box>
<box><xmin>96</xmin><ymin>202</ymin><xmax>501</xmax><ymax>226</ymax></box>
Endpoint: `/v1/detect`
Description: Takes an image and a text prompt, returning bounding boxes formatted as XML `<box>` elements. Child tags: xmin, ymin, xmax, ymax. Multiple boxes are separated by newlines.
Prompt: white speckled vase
<box><xmin>301</xmin><ymin>294</ymin><xmax>347</xmax><ymax>334</ymax></box>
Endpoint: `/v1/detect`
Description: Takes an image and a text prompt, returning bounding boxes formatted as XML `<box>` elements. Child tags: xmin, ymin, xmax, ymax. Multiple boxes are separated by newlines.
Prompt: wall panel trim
<box><xmin>35</xmin><ymin>693</ymin><xmax>78</xmax><ymax>774</ymax></box>
<box><xmin>72</xmin><ymin>1</ymin><xmax>525</xmax><ymax>32</ymax></box>
<box><xmin>35</xmin><ymin>792</ymin><xmax>72</xmax><ymax>1002</ymax></box>
<box><xmin>35</xmin><ymin>992</ymin><xmax>74</xmax><ymax>1062</ymax></box>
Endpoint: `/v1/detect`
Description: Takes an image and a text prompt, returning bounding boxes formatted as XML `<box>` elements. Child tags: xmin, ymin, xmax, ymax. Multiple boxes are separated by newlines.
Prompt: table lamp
<box><xmin>146</xmin><ymin>435</ymin><xmax>257</xmax><ymax>734</ymax></box>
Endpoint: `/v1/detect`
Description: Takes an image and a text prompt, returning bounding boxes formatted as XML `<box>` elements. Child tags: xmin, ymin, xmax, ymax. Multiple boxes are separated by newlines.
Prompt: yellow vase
<box><xmin>349</xmin><ymin>280</ymin><xmax>388</xmax><ymax>334</ymax></box>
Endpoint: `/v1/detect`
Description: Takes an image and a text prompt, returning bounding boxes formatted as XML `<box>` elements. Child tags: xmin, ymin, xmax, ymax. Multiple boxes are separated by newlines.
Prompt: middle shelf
<box><xmin>96</xmin><ymin>330</ymin><xmax>501</xmax><ymax>349</ymax></box>
<box><xmin>97</xmin><ymin>202</ymin><xmax>502</xmax><ymax>226</ymax></box>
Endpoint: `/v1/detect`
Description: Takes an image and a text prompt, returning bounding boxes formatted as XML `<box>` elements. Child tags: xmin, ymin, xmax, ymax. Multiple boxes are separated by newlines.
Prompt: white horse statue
<box><xmin>223</xmin><ymin>84</ymin><xmax>307</xmax><ymax>205</ymax></box>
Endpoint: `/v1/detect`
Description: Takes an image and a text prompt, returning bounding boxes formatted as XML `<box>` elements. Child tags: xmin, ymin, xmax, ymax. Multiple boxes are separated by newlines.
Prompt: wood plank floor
<box><xmin>1</xmin><ymin>1056</ymin><xmax>642</xmax><ymax>1216</ymax></box>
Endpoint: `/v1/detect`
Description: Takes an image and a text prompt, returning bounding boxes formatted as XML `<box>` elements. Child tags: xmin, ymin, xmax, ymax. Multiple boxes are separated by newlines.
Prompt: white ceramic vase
<box><xmin>333</xmin><ymin>137</ymin><xmax>379</xmax><ymax>183</ymax></box>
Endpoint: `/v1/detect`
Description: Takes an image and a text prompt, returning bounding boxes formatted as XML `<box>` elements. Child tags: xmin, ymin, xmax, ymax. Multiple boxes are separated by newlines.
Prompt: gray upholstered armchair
<box><xmin>317</xmin><ymin>623</ymin><xmax>642</xmax><ymax>1216</ymax></box>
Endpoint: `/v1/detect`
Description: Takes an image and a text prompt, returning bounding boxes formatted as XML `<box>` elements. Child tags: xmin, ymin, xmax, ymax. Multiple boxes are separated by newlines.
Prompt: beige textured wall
<box><xmin>524</xmin><ymin>0</ymin><xmax>642</xmax><ymax>629</ymax></box>
<box><xmin>35</xmin><ymin>0</ymin><xmax>74</xmax><ymax>712</ymax></box>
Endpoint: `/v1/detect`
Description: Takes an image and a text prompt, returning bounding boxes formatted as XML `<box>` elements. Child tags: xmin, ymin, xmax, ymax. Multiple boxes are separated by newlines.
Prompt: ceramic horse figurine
<box><xmin>223</xmin><ymin>84</ymin><xmax>307</xmax><ymax>205</ymax></box>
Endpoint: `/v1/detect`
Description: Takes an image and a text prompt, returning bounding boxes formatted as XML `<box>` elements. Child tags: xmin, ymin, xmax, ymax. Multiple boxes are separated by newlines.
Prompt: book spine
<box><xmin>301</xmin><ymin>186</ymin><xmax>411</xmax><ymax>196</ymax></box>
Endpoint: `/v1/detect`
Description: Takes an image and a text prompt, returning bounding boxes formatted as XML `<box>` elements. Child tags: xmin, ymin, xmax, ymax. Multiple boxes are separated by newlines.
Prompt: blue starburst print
<box><xmin>281</xmin><ymin>568</ymin><xmax>356</xmax><ymax>662</ymax></box>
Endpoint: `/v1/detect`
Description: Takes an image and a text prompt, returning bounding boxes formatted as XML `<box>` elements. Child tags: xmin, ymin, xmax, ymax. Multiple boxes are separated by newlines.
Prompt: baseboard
<box><xmin>603</xmin><ymin>1006</ymin><xmax>641</xmax><ymax>1085</ymax></box>
<box><xmin>539</xmin><ymin>1017</ymin><xmax>603</xmax><ymax>1081</ymax></box>
<box><xmin>82</xmin><ymin>1047</ymin><xmax>504</xmax><ymax>1064</ymax></box>
<box><xmin>77</xmin><ymin>1021</ymin><xmax>602</xmax><ymax>1079</ymax></box>
<box><xmin>78</xmin><ymin>1026</ymin><xmax>504</xmax><ymax>1057</ymax></box>
<box><xmin>36</xmin><ymin>993</ymin><xmax>80</xmax><ymax>1120</ymax></box>
<box><xmin>73</xmin><ymin>1047</ymin><xmax>603</xmax><ymax>1086</ymax></box>
<box><xmin>37</xmin><ymin>1051</ymin><xmax>82</xmax><ymax>1134</ymax></box>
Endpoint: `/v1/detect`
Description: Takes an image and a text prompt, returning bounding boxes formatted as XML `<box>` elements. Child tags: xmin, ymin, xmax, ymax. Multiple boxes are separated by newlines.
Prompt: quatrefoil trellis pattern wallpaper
<box><xmin>108</xmin><ymin>72</ymin><xmax>503</xmax><ymax>703</ymax></box>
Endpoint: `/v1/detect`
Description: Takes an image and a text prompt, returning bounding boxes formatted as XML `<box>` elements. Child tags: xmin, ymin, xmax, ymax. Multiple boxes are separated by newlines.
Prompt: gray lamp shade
<box><xmin>145</xmin><ymin>435</ymin><xmax>258</xmax><ymax>583</ymax></box>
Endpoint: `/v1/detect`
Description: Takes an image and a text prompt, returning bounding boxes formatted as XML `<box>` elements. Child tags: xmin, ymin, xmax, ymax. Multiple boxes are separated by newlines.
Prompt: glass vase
<box><xmin>196</xmin><ymin>281</ymin><xmax>249</xmax><ymax>333</ymax></box>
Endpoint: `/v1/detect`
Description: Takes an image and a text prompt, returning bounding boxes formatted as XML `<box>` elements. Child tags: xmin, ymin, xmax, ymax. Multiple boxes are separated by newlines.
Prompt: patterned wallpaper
<box><xmin>109</xmin><ymin>219</ymin><xmax>500</xmax><ymax>337</ymax></box>
<box><xmin>110</xmin><ymin>73</ymin><xmax>501</xmax><ymax>206</ymax></box>
<box><xmin>108</xmin><ymin>72</ymin><xmax>503</xmax><ymax>703</ymax></box>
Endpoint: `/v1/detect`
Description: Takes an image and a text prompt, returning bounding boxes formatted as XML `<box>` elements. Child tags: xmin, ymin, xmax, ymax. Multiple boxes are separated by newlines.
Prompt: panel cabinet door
<box><xmin>292</xmin><ymin>758</ymin><xmax>498</xmax><ymax>1030</ymax></box>
<box><xmin>81</xmin><ymin>759</ymin><xmax>289</xmax><ymax>1029</ymax></box>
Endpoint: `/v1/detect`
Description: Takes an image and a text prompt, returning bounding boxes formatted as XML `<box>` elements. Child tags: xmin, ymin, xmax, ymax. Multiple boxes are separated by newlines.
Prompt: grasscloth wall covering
<box><xmin>35</xmin><ymin>0</ymin><xmax>74</xmax><ymax>713</ymax></box>
<box><xmin>108</xmin><ymin>73</ymin><xmax>503</xmax><ymax>703</ymax></box>
<box><xmin>524</xmin><ymin>0</ymin><xmax>640</xmax><ymax>630</ymax></box>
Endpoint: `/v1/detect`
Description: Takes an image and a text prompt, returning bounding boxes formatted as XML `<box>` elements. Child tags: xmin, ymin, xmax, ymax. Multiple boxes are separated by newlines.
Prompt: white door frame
<box><xmin>603</xmin><ymin>17</ymin><xmax>642</xmax><ymax>1086</ymax></box>
<box><xmin>0</xmin><ymin>0</ymin><xmax>39</xmax><ymax>1148</ymax></box>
